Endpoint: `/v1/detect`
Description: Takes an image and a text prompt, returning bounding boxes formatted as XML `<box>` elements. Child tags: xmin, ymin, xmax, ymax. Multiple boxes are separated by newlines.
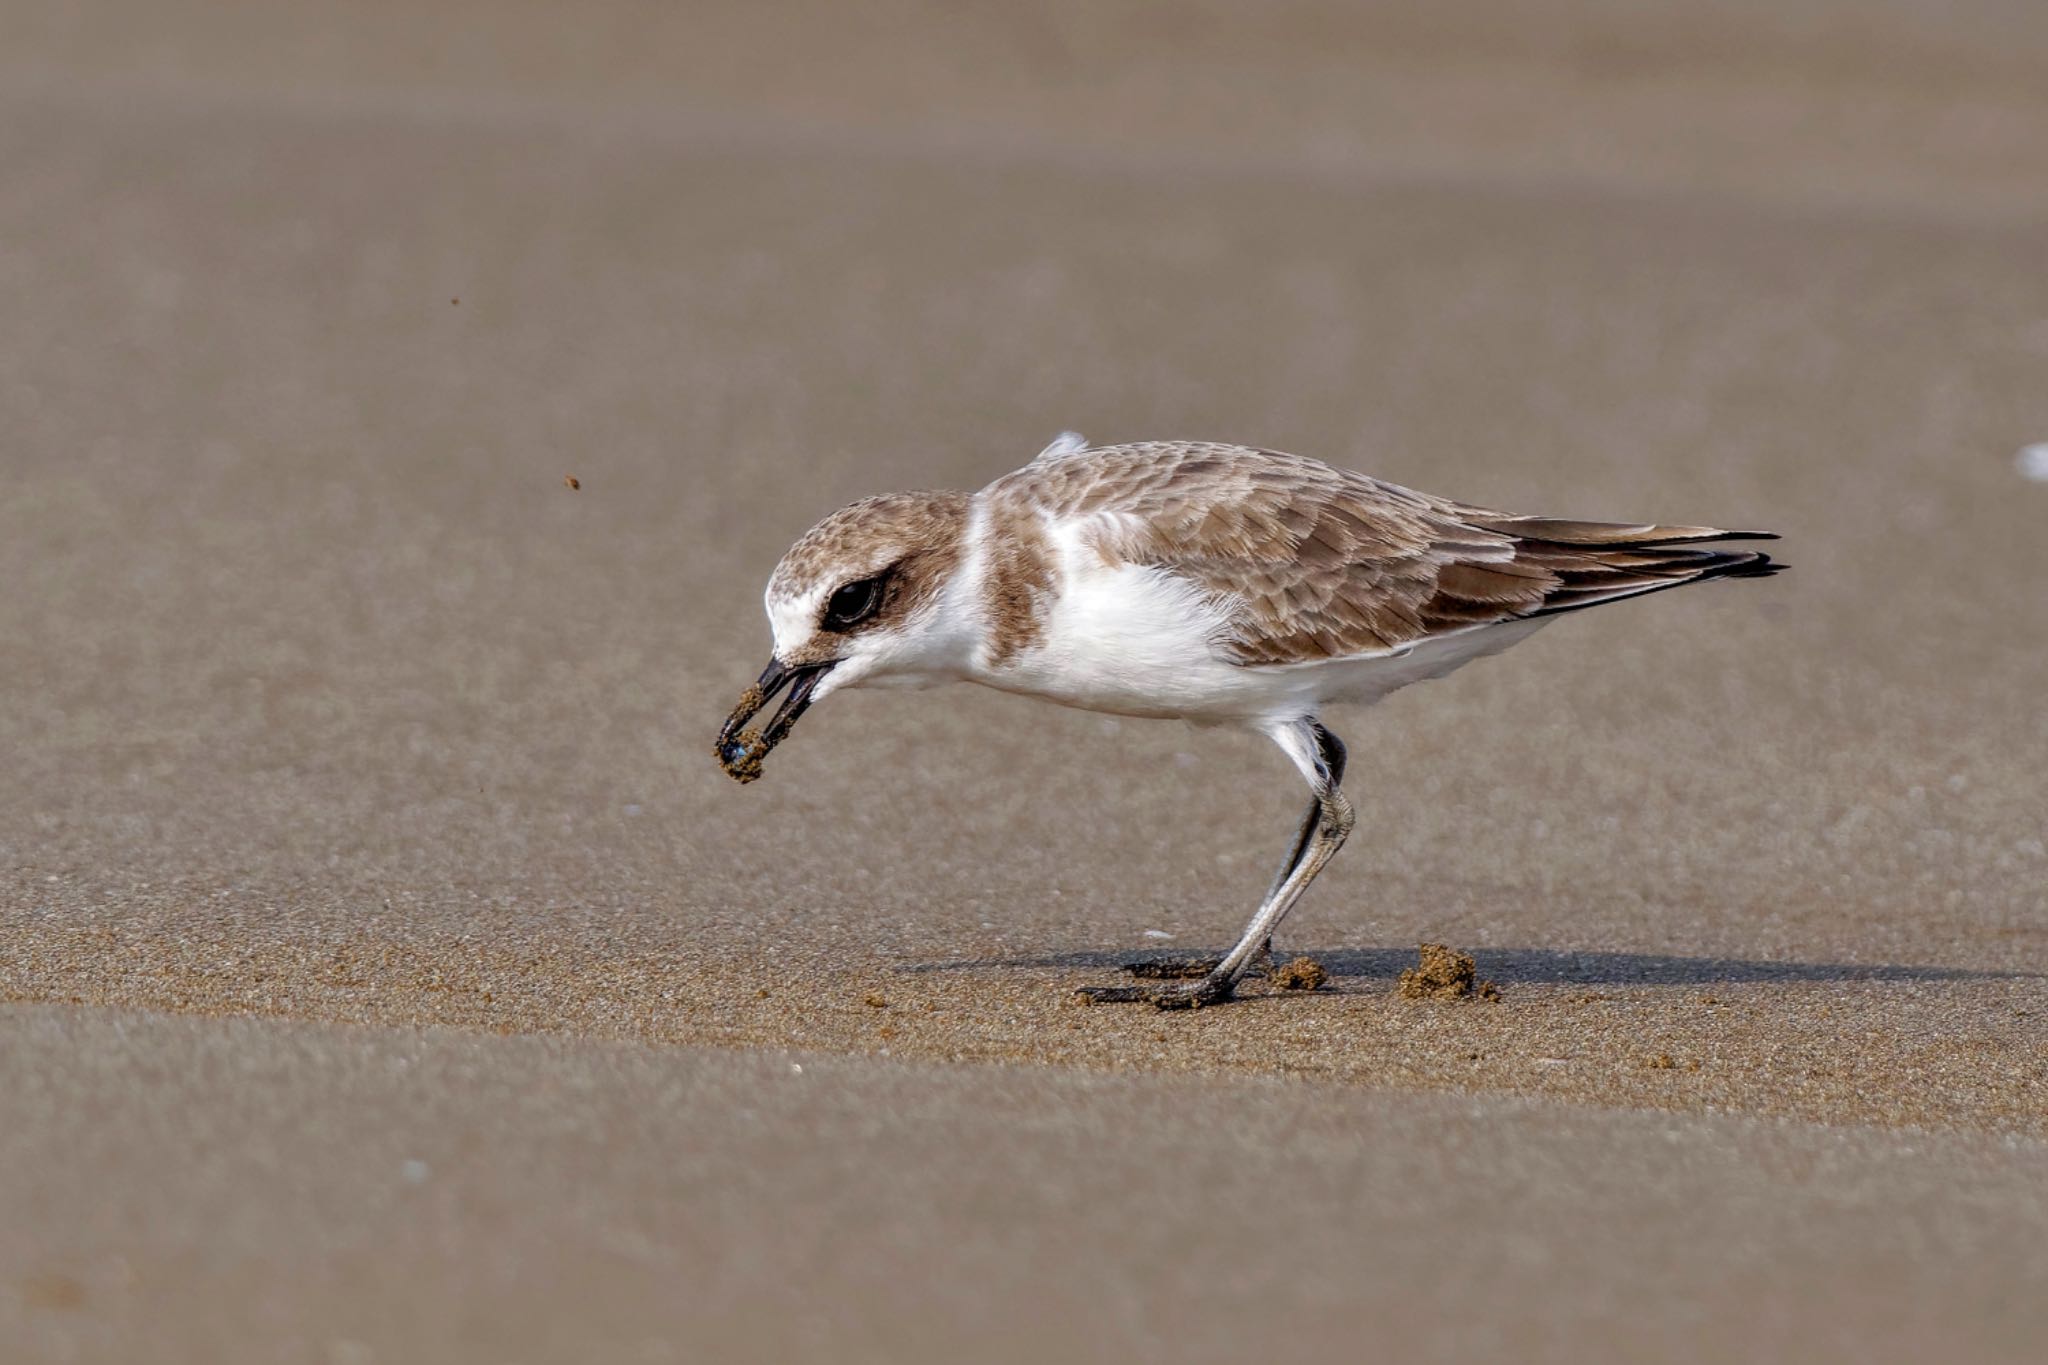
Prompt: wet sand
<box><xmin>3</xmin><ymin>1</ymin><xmax>2046</xmax><ymax>1358</ymax></box>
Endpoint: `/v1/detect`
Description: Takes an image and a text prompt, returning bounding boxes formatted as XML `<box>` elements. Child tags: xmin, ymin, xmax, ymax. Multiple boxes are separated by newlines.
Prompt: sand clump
<box><xmin>1397</xmin><ymin>944</ymin><xmax>1502</xmax><ymax>1002</ymax></box>
<box><xmin>715</xmin><ymin>728</ymin><xmax>768</xmax><ymax>783</ymax></box>
<box><xmin>727</xmin><ymin>684</ymin><xmax>766</xmax><ymax>721</ymax></box>
<box><xmin>1269</xmin><ymin>956</ymin><xmax>1328</xmax><ymax>992</ymax></box>
<box><xmin>716</xmin><ymin>684</ymin><xmax>771</xmax><ymax>782</ymax></box>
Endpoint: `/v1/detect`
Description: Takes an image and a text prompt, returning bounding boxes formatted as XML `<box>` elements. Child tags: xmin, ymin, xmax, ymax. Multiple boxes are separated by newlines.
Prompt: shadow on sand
<box><xmin>899</xmin><ymin>947</ymin><xmax>2034</xmax><ymax>987</ymax></box>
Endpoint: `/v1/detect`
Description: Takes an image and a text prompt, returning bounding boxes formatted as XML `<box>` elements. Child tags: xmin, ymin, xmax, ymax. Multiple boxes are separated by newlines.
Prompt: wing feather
<box><xmin>989</xmin><ymin>442</ymin><xmax>1780</xmax><ymax>668</ymax></box>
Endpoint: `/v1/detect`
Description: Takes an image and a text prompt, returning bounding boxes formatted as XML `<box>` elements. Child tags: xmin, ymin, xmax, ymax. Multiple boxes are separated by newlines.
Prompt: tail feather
<box><xmin>1512</xmin><ymin>535</ymin><xmax>1783</xmax><ymax>620</ymax></box>
<box><xmin>1460</xmin><ymin>511</ymin><xmax>1780</xmax><ymax>548</ymax></box>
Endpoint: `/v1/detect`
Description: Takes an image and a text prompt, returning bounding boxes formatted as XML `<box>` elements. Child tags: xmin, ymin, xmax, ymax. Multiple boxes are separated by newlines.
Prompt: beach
<box><xmin>2</xmin><ymin>2</ymin><xmax>2045</xmax><ymax>1359</ymax></box>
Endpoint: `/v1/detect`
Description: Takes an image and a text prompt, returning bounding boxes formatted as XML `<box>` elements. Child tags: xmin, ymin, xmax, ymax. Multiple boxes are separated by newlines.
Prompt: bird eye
<box><xmin>821</xmin><ymin>574</ymin><xmax>886</xmax><ymax>631</ymax></box>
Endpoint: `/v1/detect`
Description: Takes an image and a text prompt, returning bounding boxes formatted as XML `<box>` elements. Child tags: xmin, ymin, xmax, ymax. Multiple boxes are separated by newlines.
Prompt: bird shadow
<box><xmin>898</xmin><ymin>946</ymin><xmax>2036</xmax><ymax>987</ymax></box>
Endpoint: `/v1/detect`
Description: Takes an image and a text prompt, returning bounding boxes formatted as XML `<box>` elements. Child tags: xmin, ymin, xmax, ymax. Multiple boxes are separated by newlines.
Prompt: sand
<box><xmin>2</xmin><ymin>1</ymin><xmax>2046</xmax><ymax>1359</ymax></box>
<box><xmin>1399</xmin><ymin>943</ymin><xmax>1502</xmax><ymax>1001</ymax></box>
<box><xmin>4</xmin><ymin>1005</ymin><xmax>2046</xmax><ymax>1364</ymax></box>
<box><xmin>1270</xmin><ymin>955</ymin><xmax>1330</xmax><ymax>992</ymax></box>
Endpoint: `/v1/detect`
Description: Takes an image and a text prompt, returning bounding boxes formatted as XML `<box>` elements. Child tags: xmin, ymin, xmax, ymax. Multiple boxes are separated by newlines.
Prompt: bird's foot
<box><xmin>1122</xmin><ymin>948</ymin><xmax>1271</xmax><ymax>981</ymax></box>
<box><xmin>1121</xmin><ymin>955</ymin><xmax>1223</xmax><ymax>979</ymax></box>
<box><xmin>1075</xmin><ymin>974</ymin><xmax>1237</xmax><ymax>1010</ymax></box>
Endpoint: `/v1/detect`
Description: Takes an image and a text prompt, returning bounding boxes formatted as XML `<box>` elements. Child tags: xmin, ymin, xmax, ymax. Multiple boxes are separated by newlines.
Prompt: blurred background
<box><xmin>3</xmin><ymin>0</ymin><xmax>2042</xmax><ymax>972</ymax></box>
<box><xmin>2</xmin><ymin>3</ymin><xmax>2045</xmax><ymax>1361</ymax></box>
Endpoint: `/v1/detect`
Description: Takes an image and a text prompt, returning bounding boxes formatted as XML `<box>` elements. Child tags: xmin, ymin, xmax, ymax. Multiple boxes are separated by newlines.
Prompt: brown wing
<box><xmin>1001</xmin><ymin>442</ymin><xmax>1780</xmax><ymax>667</ymax></box>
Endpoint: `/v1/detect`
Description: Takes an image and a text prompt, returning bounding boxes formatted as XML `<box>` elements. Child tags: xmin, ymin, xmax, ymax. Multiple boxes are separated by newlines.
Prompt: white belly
<box><xmin>972</xmin><ymin>557</ymin><xmax>1270</xmax><ymax>720</ymax></box>
<box><xmin>967</xmin><ymin>536</ymin><xmax>1549</xmax><ymax>724</ymax></box>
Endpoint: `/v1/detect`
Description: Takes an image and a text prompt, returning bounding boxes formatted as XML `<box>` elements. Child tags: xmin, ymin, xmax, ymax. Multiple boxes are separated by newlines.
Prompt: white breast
<box><xmin>968</xmin><ymin>515</ymin><xmax>1282</xmax><ymax>721</ymax></box>
<box><xmin>963</xmin><ymin>511</ymin><xmax>1553</xmax><ymax>725</ymax></box>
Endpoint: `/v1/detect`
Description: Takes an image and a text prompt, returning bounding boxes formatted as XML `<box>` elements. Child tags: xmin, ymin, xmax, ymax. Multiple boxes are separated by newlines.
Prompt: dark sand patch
<box><xmin>6</xmin><ymin>907</ymin><xmax>2043</xmax><ymax>1136</ymax></box>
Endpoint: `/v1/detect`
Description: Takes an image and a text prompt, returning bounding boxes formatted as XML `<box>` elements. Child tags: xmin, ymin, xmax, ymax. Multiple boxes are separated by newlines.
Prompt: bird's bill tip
<box><xmin>713</xmin><ymin>657</ymin><xmax>833</xmax><ymax>784</ymax></box>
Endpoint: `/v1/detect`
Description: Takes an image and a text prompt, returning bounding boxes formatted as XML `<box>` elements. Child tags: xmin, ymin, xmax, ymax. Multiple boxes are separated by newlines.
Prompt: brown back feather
<box><xmin>994</xmin><ymin>442</ymin><xmax>1778</xmax><ymax>667</ymax></box>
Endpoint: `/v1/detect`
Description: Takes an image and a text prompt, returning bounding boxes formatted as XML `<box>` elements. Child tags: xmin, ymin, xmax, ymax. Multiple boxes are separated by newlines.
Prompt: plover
<box><xmin>717</xmin><ymin>436</ymin><xmax>1780</xmax><ymax>1008</ymax></box>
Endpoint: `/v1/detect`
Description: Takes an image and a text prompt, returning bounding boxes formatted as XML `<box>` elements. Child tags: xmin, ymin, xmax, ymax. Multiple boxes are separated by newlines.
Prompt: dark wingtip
<box><xmin>1716</xmin><ymin>551</ymin><xmax>1785</xmax><ymax>578</ymax></box>
<box><xmin>1642</xmin><ymin>528</ymin><xmax>1779</xmax><ymax>545</ymax></box>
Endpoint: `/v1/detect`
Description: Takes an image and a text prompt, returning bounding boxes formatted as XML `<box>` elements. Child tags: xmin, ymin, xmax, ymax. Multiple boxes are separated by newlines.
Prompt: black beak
<box><xmin>714</xmin><ymin>658</ymin><xmax>835</xmax><ymax>784</ymax></box>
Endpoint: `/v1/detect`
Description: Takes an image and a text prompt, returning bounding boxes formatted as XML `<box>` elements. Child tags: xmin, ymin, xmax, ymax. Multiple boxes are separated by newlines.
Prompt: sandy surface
<box><xmin>4</xmin><ymin>1006</ymin><xmax>2045</xmax><ymax>1365</ymax></box>
<box><xmin>2</xmin><ymin>0</ymin><xmax>2046</xmax><ymax>1357</ymax></box>
<box><xmin>8</xmin><ymin>0</ymin><xmax>2048</xmax><ymax>216</ymax></box>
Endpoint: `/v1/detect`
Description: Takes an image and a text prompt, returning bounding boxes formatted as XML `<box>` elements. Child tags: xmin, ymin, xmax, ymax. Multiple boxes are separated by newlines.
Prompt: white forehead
<box><xmin>765</xmin><ymin>580</ymin><xmax>831</xmax><ymax>655</ymax></box>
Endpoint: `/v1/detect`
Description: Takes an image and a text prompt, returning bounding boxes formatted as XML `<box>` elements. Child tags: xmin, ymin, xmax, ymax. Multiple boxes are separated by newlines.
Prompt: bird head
<box><xmin>714</xmin><ymin>490</ymin><xmax>973</xmax><ymax>782</ymax></box>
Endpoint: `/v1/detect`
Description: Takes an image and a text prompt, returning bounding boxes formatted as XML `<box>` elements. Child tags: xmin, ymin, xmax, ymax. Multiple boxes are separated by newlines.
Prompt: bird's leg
<box><xmin>1081</xmin><ymin>721</ymin><xmax>1353</xmax><ymax>1009</ymax></box>
<box><xmin>1123</xmin><ymin>800</ymin><xmax>1319</xmax><ymax>979</ymax></box>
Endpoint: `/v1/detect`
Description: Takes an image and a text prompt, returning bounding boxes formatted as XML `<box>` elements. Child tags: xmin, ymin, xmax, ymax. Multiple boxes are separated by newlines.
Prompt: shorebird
<box><xmin>716</xmin><ymin>435</ymin><xmax>1780</xmax><ymax>1008</ymax></box>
